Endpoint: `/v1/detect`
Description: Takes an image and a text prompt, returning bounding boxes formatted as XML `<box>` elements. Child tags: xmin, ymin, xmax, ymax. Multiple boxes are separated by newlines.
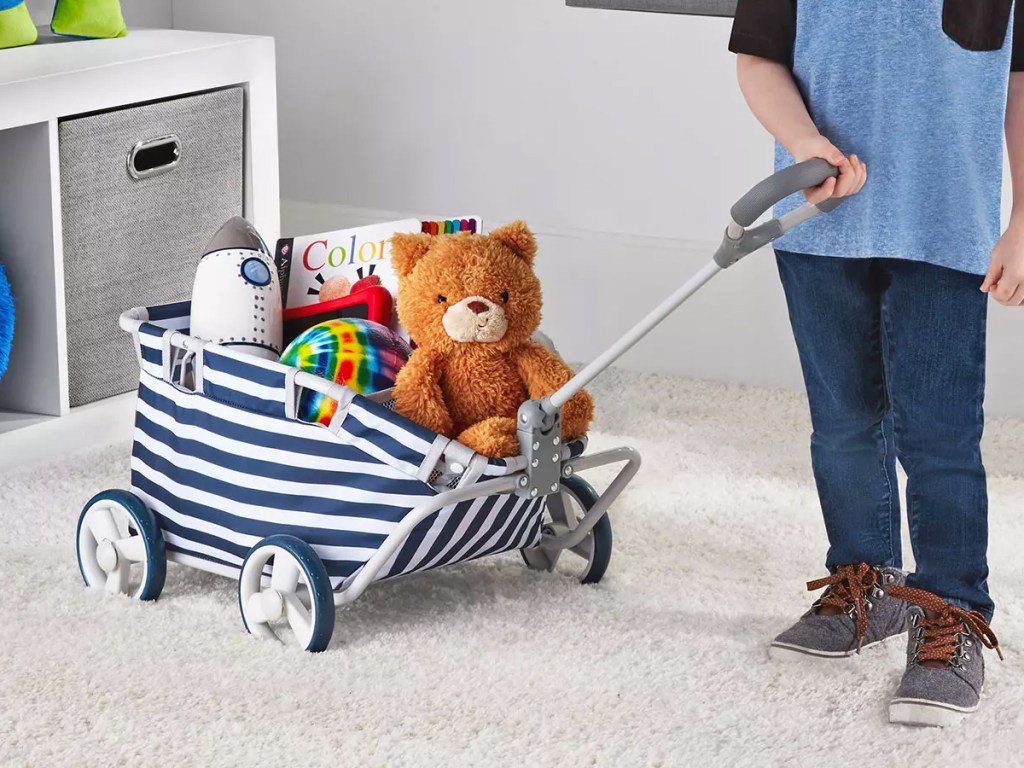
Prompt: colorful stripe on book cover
<box><xmin>421</xmin><ymin>217</ymin><xmax>481</xmax><ymax>236</ymax></box>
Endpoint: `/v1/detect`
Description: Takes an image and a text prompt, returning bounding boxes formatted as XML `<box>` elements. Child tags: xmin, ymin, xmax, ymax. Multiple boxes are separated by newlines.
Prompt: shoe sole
<box><xmin>889</xmin><ymin>698</ymin><xmax>977</xmax><ymax>728</ymax></box>
<box><xmin>768</xmin><ymin>635</ymin><xmax>896</xmax><ymax>662</ymax></box>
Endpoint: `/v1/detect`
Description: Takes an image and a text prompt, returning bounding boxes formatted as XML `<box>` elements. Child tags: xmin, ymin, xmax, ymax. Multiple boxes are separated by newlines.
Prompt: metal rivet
<box><xmin>519</xmin><ymin>476</ymin><xmax>528</xmax><ymax>487</ymax></box>
<box><xmin>563</xmin><ymin>466</ymin><xmax>573</xmax><ymax>476</ymax></box>
<box><xmin>553</xmin><ymin>437</ymin><xmax>560</xmax><ymax>445</ymax></box>
<box><xmin>531</xmin><ymin>459</ymin><xmax>539</xmax><ymax>468</ymax></box>
<box><xmin>532</xmin><ymin>442</ymin><xmax>540</xmax><ymax>451</ymax></box>
<box><xmin>530</xmin><ymin>488</ymin><xmax>538</xmax><ymax>498</ymax></box>
<box><xmin>521</xmin><ymin>414</ymin><xmax>528</xmax><ymax>423</ymax></box>
<box><xmin>550</xmin><ymin>483</ymin><xmax>558</xmax><ymax>492</ymax></box>
<box><xmin>551</xmin><ymin>454</ymin><xmax>558</xmax><ymax>463</ymax></box>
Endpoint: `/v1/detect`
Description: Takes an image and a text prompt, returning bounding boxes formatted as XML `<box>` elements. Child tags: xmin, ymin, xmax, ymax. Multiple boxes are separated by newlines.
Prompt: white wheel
<box><xmin>238</xmin><ymin>535</ymin><xmax>335</xmax><ymax>652</ymax></box>
<box><xmin>76</xmin><ymin>490</ymin><xmax>166</xmax><ymax>600</ymax></box>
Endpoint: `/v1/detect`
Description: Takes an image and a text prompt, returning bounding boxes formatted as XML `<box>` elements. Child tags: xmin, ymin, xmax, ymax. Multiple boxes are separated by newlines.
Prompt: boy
<box><xmin>729</xmin><ymin>0</ymin><xmax>1022</xmax><ymax>727</ymax></box>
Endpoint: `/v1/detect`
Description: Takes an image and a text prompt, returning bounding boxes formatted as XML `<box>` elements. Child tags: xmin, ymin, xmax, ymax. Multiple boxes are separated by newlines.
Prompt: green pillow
<box><xmin>0</xmin><ymin>1</ymin><xmax>38</xmax><ymax>49</ymax></box>
<box><xmin>51</xmin><ymin>0</ymin><xmax>127</xmax><ymax>39</ymax></box>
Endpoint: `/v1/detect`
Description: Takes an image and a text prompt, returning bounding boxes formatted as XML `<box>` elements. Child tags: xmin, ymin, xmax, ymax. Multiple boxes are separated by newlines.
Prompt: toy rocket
<box><xmin>190</xmin><ymin>217</ymin><xmax>283</xmax><ymax>361</ymax></box>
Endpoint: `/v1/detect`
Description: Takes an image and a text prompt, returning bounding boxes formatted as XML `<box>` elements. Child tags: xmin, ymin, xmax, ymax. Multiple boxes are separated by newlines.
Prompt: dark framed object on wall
<box><xmin>566</xmin><ymin>0</ymin><xmax>736</xmax><ymax>16</ymax></box>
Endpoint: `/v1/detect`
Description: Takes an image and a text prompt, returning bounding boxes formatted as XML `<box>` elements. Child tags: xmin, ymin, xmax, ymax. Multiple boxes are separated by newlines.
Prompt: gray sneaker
<box><xmin>769</xmin><ymin>564</ymin><xmax>907</xmax><ymax>661</ymax></box>
<box><xmin>888</xmin><ymin>587</ymin><xmax>1003</xmax><ymax>728</ymax></box>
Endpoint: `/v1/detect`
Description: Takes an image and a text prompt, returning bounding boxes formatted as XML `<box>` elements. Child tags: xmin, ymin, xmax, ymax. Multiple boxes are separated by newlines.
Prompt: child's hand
<box><xmin>790</xmin><ymin>134</ymin><xmax>868</xmax><ymax>205</ymax></box>
<box><xmin>982</xmin><ymin>224</ymin><xmax>1024</xmax><ymax>305</ymax></box>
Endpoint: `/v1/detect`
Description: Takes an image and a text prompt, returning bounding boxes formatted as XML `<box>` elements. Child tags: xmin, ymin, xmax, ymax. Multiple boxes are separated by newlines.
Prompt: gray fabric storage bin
<box><xmin>59</xmin><ymin>87</ymin><xmax>244</xmax><ymax>407</ymax></box>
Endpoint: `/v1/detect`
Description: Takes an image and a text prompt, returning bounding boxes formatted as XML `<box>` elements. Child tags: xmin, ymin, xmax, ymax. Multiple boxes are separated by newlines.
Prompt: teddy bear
<box><xmin>390</xmin><ymin>221</ymin><xmax>593</xmax><ymax>458</ymax></box>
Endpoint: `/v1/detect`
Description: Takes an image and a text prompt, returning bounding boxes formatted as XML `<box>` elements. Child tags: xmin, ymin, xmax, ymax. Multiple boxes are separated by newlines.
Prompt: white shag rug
<box><xmin>2</xmin><ymin>370</ymin><xmax>1023</xmax><ymax>768</ymax></box>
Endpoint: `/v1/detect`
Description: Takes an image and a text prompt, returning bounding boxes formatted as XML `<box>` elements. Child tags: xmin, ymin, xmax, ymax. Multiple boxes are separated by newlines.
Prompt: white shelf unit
<box><xmin>0</xmin><ymin>29</ymin><xmax>280</xmax><ymax>456</ymax></box>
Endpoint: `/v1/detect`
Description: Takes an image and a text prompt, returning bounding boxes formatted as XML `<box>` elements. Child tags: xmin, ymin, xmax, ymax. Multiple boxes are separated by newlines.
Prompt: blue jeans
<box><xmin>775</xmin><ymin>250</ymin><xmax>993</xmax><ymax>621</ymax></box>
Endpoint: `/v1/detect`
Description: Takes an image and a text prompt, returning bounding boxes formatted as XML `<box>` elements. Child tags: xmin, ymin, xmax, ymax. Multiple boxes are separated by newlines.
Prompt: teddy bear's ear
<box><xmin>390</xmin><ymin>233</ymin><xmax>434</xmax><ymax>278</ymax></box>
<box><xmin>489</xmin><ymin>221</ymin><xmax>537</xmax><ymax>266</ymax></box>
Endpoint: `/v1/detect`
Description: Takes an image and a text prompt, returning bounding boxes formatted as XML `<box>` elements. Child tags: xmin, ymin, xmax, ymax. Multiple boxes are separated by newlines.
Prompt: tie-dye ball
<box><xmin>279</xmin><ymin>318</ymin><xmax>412</xmax><ymax>425</ymax></box>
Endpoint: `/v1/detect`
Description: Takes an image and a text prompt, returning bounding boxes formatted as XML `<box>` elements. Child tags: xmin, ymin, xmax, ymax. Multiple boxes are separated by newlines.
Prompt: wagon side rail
<box><xmin>332</xmin><ymin>445</ymin><xmax>642</xmax><ymax>607</ymax></box>
<box><xmin>333</xmin><ymin>474</ymin><xmax>519</xmax><ymax>606</ymax></box>
<box><xmin>551</xmin><ymin>446</ymin><xmax>641</xmax><ymax>549</ymax></box>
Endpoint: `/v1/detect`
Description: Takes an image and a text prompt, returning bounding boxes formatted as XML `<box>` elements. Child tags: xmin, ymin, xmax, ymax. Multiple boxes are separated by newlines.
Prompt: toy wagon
<box><xmin>74</xmin><ymin>160</ymin><xmax>842</xmax><ymax>652</ymax></box>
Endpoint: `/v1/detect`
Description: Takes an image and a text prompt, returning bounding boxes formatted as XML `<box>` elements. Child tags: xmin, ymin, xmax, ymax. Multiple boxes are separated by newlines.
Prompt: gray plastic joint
<box><xmin>713</xmin><ymin>219</ymin><xmax>784</xmax><ymax>269</ymax></box>
<box><xmin>517</xmin><ymin>399</ymin><xmax>562</xmax><ymax>498</ymax></box>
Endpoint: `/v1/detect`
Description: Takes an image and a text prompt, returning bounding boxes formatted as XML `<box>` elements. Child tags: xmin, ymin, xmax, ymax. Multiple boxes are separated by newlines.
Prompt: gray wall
<box><xmin>172</xmin><ymin>0</ymin><xmax>764</xmax><ymax>245</ymax></box>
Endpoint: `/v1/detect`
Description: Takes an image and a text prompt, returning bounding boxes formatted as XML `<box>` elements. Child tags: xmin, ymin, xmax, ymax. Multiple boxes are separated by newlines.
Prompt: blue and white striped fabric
<box><xmin>127</xmin><ymin>302</ymin><xmax>557</xmax><ymax>590</ymax></box>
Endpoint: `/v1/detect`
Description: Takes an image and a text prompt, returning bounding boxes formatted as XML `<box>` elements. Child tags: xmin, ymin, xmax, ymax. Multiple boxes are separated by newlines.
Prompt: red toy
<box><xmin>282</xmin><ymin>286</ymin><xmax>393</xmax><ymax>345</ymax></box>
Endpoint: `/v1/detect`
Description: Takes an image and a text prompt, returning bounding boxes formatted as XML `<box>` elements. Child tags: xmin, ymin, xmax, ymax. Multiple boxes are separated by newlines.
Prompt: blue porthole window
<box><xmin>241</xmin><ymin>257</ymin><xmax>271</xmax><ymax>287</ymax></box>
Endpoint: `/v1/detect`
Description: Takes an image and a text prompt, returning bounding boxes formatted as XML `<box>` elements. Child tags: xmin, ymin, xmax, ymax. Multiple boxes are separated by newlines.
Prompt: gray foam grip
<box><xmin>730</xmin><ymin>159</ymin><xmax>840</xmax><ymax>227</ymax></box>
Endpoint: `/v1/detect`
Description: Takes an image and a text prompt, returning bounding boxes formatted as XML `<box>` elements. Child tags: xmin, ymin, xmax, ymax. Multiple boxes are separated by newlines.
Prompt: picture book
<box><xmin>275</xmin><ymin>216</ymin><xmax>482</xmax><ymax>340</ymax></box>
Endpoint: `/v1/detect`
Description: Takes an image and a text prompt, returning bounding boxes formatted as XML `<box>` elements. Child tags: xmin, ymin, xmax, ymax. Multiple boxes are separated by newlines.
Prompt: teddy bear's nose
<box><xmin>467</xmin><ymin>301</ymin><xmax>489</xmax><ymax>315</ymax></box>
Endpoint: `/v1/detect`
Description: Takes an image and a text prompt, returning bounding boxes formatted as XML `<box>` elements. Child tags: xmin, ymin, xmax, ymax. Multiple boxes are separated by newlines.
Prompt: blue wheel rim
<box><xmin>239</xmin><ymin>534</ymin><xmax>335</xmax><ymax>653</ymax></box>
<box><xmin>520</xmin><ymin>475</ymin><xmax>614</xmax><ymax>584</ymax></box>
<box><xmin>560</xmin><ymin>475</ymin><xmax>613</xmax><ymax>584</ymax></box>
<box><xmin>76</xmin><ymin>489</ymin><xmax>166</xmax><ymax>601</ymax></box>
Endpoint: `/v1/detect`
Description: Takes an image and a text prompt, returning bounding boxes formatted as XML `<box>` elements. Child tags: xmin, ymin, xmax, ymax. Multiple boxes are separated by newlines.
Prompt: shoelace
<box><xmin>806</xmin><ymin>562</ymin><xmax>879</xmax><ymax>652</ymax></box>
<box><xmin>887</xmin><ymin>585</ymin><xmax>1003</xmax><ymax>664</ymax></box>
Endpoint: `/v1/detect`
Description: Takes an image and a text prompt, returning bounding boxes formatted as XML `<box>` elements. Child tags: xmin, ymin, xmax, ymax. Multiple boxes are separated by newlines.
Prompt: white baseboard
<box><xmin>281</xmin><ymin>199</ymin><xmax>1024</xmax><ymax>419</ymax></box>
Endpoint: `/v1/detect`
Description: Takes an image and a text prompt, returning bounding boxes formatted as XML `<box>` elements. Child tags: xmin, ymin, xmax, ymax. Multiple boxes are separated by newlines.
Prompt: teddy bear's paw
<box><xmin>457</xmin><ymin>417</ymin><xmax>521</xmax><ymax>458</ymax></box>
<box><xmin>561</xmin><ymin>418</ymin><xmax>592</xmax><ymax>441</ymax></box>
<box><xmin>560</xmin><ymin>391</ymin><xmax>594</xmax><ymax>440</ymax></box>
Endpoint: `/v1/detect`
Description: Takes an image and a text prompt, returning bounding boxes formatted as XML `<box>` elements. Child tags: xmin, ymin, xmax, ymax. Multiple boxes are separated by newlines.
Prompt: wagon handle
<box><xmin>729</xmin><ymin>158</ymin><xmax>842</xmax><ymax>229</ymax></box>
<box><xmin>539</xmin><ymin>160</ymin><xmax>844</xmax><ymax>415</ymax></box>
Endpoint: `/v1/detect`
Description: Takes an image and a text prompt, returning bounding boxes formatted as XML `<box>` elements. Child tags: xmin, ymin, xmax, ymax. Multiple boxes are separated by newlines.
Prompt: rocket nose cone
<box><xmin>203</xmin><ymin>216</ymin><xmax>269</xmax><ymax>257</ymax></box>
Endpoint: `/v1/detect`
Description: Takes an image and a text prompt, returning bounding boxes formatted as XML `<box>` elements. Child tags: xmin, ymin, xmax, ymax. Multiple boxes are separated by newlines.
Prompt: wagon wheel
<box><xmin>238</xmin><ymin>535</ymin><xmax>335</xmax><ymax>653</ymax></box>
<box><xmin>520</xmin><ymin>475</ymin><xmax>613</xmax><ymax>584</ymax></box>
<box><xmin>76</xmin><ymin>490</ymin><xmax>166</xmax><ymax>601</ymax></box>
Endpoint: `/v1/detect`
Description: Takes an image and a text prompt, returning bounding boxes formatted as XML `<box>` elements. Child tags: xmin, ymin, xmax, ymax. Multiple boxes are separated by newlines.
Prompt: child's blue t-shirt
<box><xmin>730</xmin><ymin>0</ymin><xmax>1023</xmax><ymax>276</ymax></box>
